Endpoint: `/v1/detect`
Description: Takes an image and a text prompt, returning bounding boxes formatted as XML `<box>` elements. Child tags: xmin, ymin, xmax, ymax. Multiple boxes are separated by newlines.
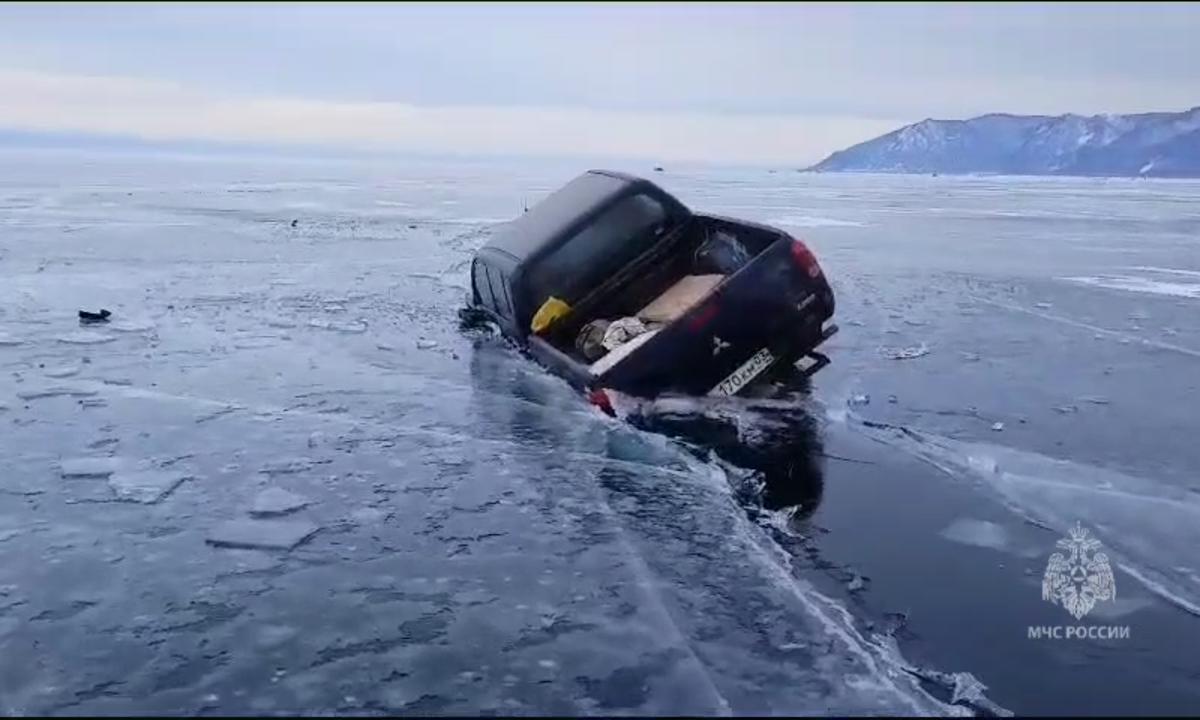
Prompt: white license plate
<box><xmin>710</xmin><ymin>347</ymin><xmax>775</xmax><ymax>397</ymax></box>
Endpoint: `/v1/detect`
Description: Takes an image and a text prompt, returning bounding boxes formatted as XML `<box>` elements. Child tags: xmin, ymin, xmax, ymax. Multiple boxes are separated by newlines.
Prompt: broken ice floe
<box><xmin>108</xmin><ymin>470</ymin><xmax>188</xmax><ymax>504</ymax></box>
<box><xmin>849</xmin><ymin>394</ymin><xmax>870</xmax><ymax>406</ymax></box>
<box><xmin>259</xmin><ymin>458</ymin><xmax>323</xmax><ymax>475</ymax></box>
<box><xmin>307</xmin><ymin>319</ymin><xmax>367</xmax><ymax>334</ymax></box>
<box><xmin>56</xmin><ymin>331</ymin><xmax>117</xmax><ymax>345</ymax></box>
<box><xmin>43</xmin><ymin>365</ymin><xmax>82</xmax><ymax>379</ymax></box>
<box><xmin>249</xmin><ymin>488</ymin><xmax>310</xmax><ymax>517</ymax></box>
<box><xmin>18</xmin><ymin>386</ymin><xmax>99</xmax><ymax>401</ymax></box>
<box><xmin>905</xmin><ymin>665</ymin><xmax>1011</xmax><ymax>716</ymax></box>
<box><xmin>348</xmin><ymin>507</ymin><xmax>387</xmax><ymax>524</ymax></box>
<box><xmin>60</xmin><ymin>457</ymin><xmax>126</xmax><ymax>478</ymax></box>
<box><xmin>206</xmin><ymin>519</ymin><xmax>319</xmax><ymax>551</ymax></box>
<box><xmin>940</xmin><ymin>518</ymin><xmax>1009</xmax><ymax>551</ymax></box>
<box><xmin>880</xmin><ymin>343</ymin><xmax>930</xmax><ymax>360</ymax></box>
<box><xmin>108</xmin><ymin>320</ymin><xmax>154</xmax><ymax>333</ymax></box>
<box><xmin>416</xmin><ymin>339</ymin><xmax>439</xmax><ymax>350</ymax></box>
<box><xmin>220</xmin><ymin>549</ymin><xmax>282</xmax><ymax>573</ymax></box>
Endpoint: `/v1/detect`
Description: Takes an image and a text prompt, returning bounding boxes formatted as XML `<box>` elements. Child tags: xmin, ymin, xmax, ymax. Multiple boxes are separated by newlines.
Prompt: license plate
<box><xmin>710</xmin><ymin>347</ymin><xmax>775</xmax><ymax>397</ymax></box>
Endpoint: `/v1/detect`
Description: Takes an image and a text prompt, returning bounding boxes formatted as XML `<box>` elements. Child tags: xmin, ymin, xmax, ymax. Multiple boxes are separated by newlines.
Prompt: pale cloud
<box><xmin>0</xmin><ymin>69</ymin><xmax>899</xmax><ymax>165</ymax></box>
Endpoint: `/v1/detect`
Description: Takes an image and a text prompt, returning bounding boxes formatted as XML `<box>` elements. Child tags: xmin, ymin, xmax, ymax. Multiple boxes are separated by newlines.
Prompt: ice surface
<box><xmin>5</xmin><ymin>155</ymin><xmax>1198</xmax><ymax>716</ymax></box>
<box><xmin>1063</xmin><ymin>274</ymin><xmax>1200</xmax><ymax>300</ymax></box>
<box><xmin>60</xmin><ymin>457</ymin><xmax>126</xmax><ymax>478</ymax></box>
<box><xmin>56</xmin><ymin>331</ymin><xmax>117</xmax><ymax>345</ymax></box>
<box><xmin>206</xmin><ymin>519</ymin><xmax>320</xmax><ymax>550</ymax></box>
<box><xmin>249</xmin><ymin>487</ymin><xmax>310</xmax><ymax>517</ymax></box>
<box><xmin>852</xmin><ymin>418</ymin><xmax>1200</xmax><ymax>616</ymax></box>
<box><xmin>940</xmin><ymin>518</ymin><xmax>1009</xmax><ymax>551</ymax></box>
<box><xmin>108</xmin><ymin>470</ymin><xmax>189</xmax><ymax>504</ymax></box>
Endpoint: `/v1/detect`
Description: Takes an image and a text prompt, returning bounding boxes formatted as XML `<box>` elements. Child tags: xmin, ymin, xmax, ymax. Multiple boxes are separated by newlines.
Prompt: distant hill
<box><xmin>808</xmin><ymin>107</ymin><xmax>1200</xmax><ymax>178</ymax></box>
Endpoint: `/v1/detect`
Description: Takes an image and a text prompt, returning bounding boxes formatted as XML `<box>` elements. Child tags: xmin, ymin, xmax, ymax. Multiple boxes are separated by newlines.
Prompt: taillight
<box><xmin>686</xmin><ymin>301</ymin><xmax>720</xmax><ymax>332</ymax></box>
<box><xmin>587</xmin><ymin>388</ymin><xmax>615</xmax><ymax>417</ymax></box>
<box><xmin>790</xmin><ymin>237</ymin><xmax>822</xmax><ymax>279</ymax></box>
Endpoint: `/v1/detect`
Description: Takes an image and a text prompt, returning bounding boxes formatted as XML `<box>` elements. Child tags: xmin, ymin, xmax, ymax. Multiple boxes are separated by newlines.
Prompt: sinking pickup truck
<box><xmin>462</xmin><ymin>170</ymin><xmax>838</xmax><ymax>409</ymax></box>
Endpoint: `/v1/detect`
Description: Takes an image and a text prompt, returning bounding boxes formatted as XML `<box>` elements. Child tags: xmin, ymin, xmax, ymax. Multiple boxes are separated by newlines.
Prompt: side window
<box><xmin>473</xmin><ymin>260</ymin><xmax>496</xmax><ymax>311</ymax></box>
<box><xmin>488</xmin><ymin>266</ymin><xmax>514</xmax><ymax>319</ymax></box>
<box><xmin>528</xmin><ymin>193</ymin><xmax>668</xmax><ymax>303</ymax></box>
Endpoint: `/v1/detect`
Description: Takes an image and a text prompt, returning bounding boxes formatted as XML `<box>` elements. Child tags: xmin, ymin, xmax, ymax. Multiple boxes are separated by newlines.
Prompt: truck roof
<box><xmin>480</xmin><ymin>170</ymin><xmax>673</xmax><ymax>265</ymax></box>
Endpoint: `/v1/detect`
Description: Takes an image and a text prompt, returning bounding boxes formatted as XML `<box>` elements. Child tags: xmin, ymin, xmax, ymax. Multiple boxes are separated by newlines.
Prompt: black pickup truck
<box><xmin>463</xmin><ymin>170</ymin><xmax>837</xmax><ymax>411</ymax></box>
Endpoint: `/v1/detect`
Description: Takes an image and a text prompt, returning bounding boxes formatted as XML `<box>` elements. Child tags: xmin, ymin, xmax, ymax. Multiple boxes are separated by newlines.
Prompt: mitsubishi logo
<box><xmin>712</xmin><ymin>336</ymin><xmax>731</xmax><ymax>356</ymax></box>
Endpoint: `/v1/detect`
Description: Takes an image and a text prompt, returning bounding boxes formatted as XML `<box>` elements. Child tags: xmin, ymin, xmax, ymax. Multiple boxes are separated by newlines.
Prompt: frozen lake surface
<box><xmin>3</xmin><ymin>150</ymin><xmax>1200</xmax><ymax>715</ymax></box>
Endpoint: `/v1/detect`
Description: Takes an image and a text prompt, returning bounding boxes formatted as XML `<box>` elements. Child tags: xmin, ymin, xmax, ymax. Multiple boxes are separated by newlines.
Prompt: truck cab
<box><xmin>467</xmin><ymin>170</ymin><xmax>837</xmax><ymax>401</ymax></box>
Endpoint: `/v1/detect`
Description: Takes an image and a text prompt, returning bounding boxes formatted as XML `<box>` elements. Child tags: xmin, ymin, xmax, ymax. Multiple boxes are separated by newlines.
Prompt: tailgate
<box><xmin>596</xmin><ymin>237</ymin><xmax>835</xmax><ymax>397</ymax></box>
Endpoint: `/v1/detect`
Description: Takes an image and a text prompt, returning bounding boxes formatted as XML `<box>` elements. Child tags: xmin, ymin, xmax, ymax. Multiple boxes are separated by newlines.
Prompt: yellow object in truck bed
<box><xmin>530</xmin><ymin>296</ymin><xmax>570</xmax><ymax>334</ymax></box>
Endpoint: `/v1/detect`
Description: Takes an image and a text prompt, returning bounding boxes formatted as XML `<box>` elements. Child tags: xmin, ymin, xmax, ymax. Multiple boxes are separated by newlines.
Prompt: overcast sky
<box><xmin>1</xmin><ymin>2</ymin><xmax>1197</xmax><ymax>165</ymax></box>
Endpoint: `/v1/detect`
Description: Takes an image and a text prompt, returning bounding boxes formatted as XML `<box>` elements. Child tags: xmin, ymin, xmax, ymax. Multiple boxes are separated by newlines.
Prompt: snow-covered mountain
<box><xmin>809</xmin><ymin>107</ymin><xmax>1200</xmax><ymax>177</ymax></box>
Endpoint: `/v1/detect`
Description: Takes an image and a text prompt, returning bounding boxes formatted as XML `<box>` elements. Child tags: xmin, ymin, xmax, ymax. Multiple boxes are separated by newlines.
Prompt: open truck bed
<box><xmin>464</xmin><ymin>170</ymin><xmax>837</xmax><ymax>404</ymax></box>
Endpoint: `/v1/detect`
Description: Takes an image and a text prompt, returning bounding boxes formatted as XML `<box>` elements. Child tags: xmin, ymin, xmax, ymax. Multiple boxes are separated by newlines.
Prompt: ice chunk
<box><xmin>109</xmin><ymin>320</ymin><xmax>154</xmax><ymax>333</ymax></box>
<box><xmin>990</xmin><ymin>422</ymin><xmax>1004</xmax><ymax>431</ymax></box>
<box><xmin>348</xmin><ymin>507</ymin><xmax>387</xmax><ymax>524</ymax></box>
<box><xmin>60</xmin><ymin>457</ymin><xmax>126</xmax><ymax>478</ymax></box>
<box><xmin>307</xmin><ymin>319</ymin><xmax>367</xmax><ymax>334</ymax></box>
<box><xmin>1080</xmin><ymin>395</ymin><xmax>1111</xmax><ymax>405</ymax></box>
<box><xmin>18</xmin><ymin>386</ymin><xmax>99</xmax><ymax>401</ymax></box>
<box><xmin>250</xmin><ymin>488</ymin><xmax>310</xmax><ymax>517</ymax></box>
<box><xmin>880</xmin><ymin>343</ymin><xmax>929</xmax><ymax>360</ymax></box>
<box><xmin>56</xmin><ymin>331</ymin><xmax>117</xmax><ymax>345</ymax></box>
<box><xmin>259</xmin><ymin>458</ymin><xmax>319</xmax><ymax>475</ymax></box>
<box><xmin>416</xmin><ymin>339</ymin><xmax>439</xmax><ymax>350</ymax></box>
<box><xmin>906</xmin><ymin>666</ymin><xmax>1011</xmax><ymax>716</ymax></box>
<box><xmin>849</xmin><ymin>394</ymin><xmax>871</xmax><ymax>406</ymax></box>
<box><xmin>108</xmin><ymin>470</ymin><xmax>188</xmax><ymax>503</ymax></box>
<box><xmin>43</xmin><ymin>365</ymin><xmax>82</xmax><ymax>379</ymax></box>
<box><xmin>940</xmin><ymin>518</ymin><xmax>1009</xmax><ymax>551</ymax></box>
<box><xmin>206</xmin><ymin>519</ymin><xmax>320</xmax><ymax>550</ymax></box>
<box><xmin>221</xmin><ymin>549</ymin><xmax>282</xmax><ymax>573</ymax></box>
<box><xmin>0</xmin><ymin>333</ymin><xmax>23</xmax><ymax>346</ymax></box>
